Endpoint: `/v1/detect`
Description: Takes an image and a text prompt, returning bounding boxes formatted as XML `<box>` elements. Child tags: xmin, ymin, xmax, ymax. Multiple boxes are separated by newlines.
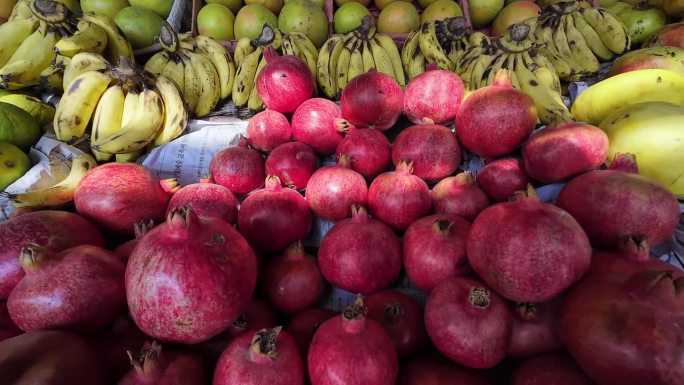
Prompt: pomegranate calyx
<box><xmin>433</xmin><ymin>219</ymin><xmax>454</xmax><ymax>235</ymax></box>
<box><xmin>383</xmin><ymin>302</ymin><xmax>406</xmax><ymax>325</ymax></box>
<box><xmin>624</xmin><ymin>270</ymin><xmax>681</xmax><ymax>300</ymax></box>
<box><xmin>469</xmin><ymin>287</ymin><xmax>491</xmax><ymax>309</ymax></box>
<box><xmin>250</xmin><ymin>327</ymin><xmax>282</xmax><ymax>362</ymax></box>
<box><xmin>127</xmin><ymin>341</ymin><xmax>162</xmax><ymax>377</ymax></box>
<box><xmin>350</xmin><ymin>205</ymin><xmax>370</xmax><ymax>222</ymax></box>
<box><xmin>237</xmin><ymin>135</ymin><xmax>252</xmax><ymax>148</ymax></box>
<box><xmin>617</xmin><ymin>236</ymin><xmax>651</xmax><ymax>261</ymax></box>
<box><xmin>264</xmin><ymin>175</ymin><xmax>284</xmax><ymax>190</ymax></box>
<box><xmin>283</xmin><ymin>241</ymin><xmax>306</xmax><ymax>260</ymax></box>
<box><xmin>232</xmin><ymin>314</ymin><xmax>248</xmax><ymax>331</ymax></box>
<box><xmin>511</xmin><ymin>184</ymin><xmax>539</xmax><ymax>202</ymax></box>
<box><xmin>425</xmin><ymin>63</ymin><xmax>439</xmax><ymax>72</ymax></box>
<box><xmin>337</xmin><ymin>154</ymin><xmax>353</xmax><ymax>168</ymax></box>
<box><xmin>19</xmin><ymin>243</ymin><xmax>54</xmax><ymax>270</ymax></box>
<box><xmin>454</xmin><ymin>171</ymin><xmax>477</xmax><ymax>186</ymax></box>
<box><xmin>341</xmin><ymin>295</ymin><xmax>369</xmax><ymax>334</ymax></box>
<box><xmin>167</xmin><ymin>205</ymin><xmax>199</xmax><ymax>230</ymax></box>
<box><xmin>160</xmin><ymin>178</ymin><xmax>180</xmax><ymax>194</ymax></box>
<box><xmin>396</xmin><ymin>160</ymin><xmax>415</xmax><ymax>175</ymax></box>
<box><xmin>514</xmin><ymin>302</ymin><xmax>539</xmax><ymax>321</ymax></box>
<box><xmin>334</xmin><ymin>118</ymin><xmax>355</xmax><ymax>134</ymax></box>
<box><xmin>263</xmin><ymin>46</ymin><xmax>277</xmax><ymax>63</ymax></box>
<box><xmin>133</xmin><ymin>219</ymin><xmax>155</xmax><ymax>240</ymax></box>
<box><xmin>609</xmin><ymin>153</ymin><xmax>639</xmax><ymax>173</ymax></box>
<box><xmin>492</xmin><ymin>69</ymin><xmax>513</xmax><ymax>88</ymax></box>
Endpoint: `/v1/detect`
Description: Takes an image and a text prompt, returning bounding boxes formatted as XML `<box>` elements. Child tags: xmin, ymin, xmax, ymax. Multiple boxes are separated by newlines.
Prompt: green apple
<box><xmin>334</xmin><ymin>2</ymin><xmax>370</xmax><ymax>34</ymax></box>
<box><xmin>80</xmin><ymin>0</ymin><xmax>130</xmax><ymax>20</ymax></box>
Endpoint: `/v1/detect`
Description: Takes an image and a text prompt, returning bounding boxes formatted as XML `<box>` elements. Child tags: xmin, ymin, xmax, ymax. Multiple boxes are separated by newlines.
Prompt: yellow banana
<box><xmin>9</xmin><ymin>0</ymin><xmax>32</xmax><ymax>21</ymax></box>
<box><xmin>316</xmin><ymin>35</ymin><xmax>344</xmax><ymax>99</ymax></box>
<box><xmin>180</xmin><ymin>53</ymin><xmax>201</xmax><ymax>113</ymax></box>
<box><xmin>336</xmin><ymin>35</ymin><xmax>356</xmax><ymax>92</ymax></box>
<box><xmin>234</xmin><ymin>37</ymin><xmax>255</xmax><ymax>67</ymax></box>
<box><xmin>401</xmin><ymin>29</ymin><xmax>423</xmax><ymax>80</ymax></box>
<box><xmin>232</xmin><ymin>47</ymin><xmax>262</xmax><ymax>107</ymax></box>
<box><xmin>534</xmin><ymin>18</ymin><xmax>575</xmax><ymax>79</ymax></box>
<box><xmin>466</xmin><ymin>49</ymin><xmax>502</xmax><ymax>91</ymax></box>
<box><xmin>290</xmin><ymin>34</ymin><xmax>318</xmax><ymax>79</ymax></box>
<box><xmin>515</xmin><ymin>52</ymin><xmax>571</xmax><ymax>125</ymax></box>
<box><xmin>347</xmin><ymin>39</ymin><xmax>364</xmax><ymax>83</ymax></box>
<box><xmin>62</xmin><ymin>52</ymin><xmax>108</xmax><ymax>90</ymax></box>
<box><xmin>418</xmin><ymin>21</ymin><xmax>452</xmax><ymax>71</ymax></box>
<box><xmin>144</xmin><ymin>51</ymin><xmax>171</xmax><ymax>76</ymax></box>
<box><xmin>53</xmin><ymin>70</ymin><xmax>112</xmax><ymax>143</ymax></box>
<box><xmin>160</xmin><ymin>55</ymin><xmax>185</xmax><ymax>92</ymax></box>
<box><xmin>81</xmin><ymin>12</ymin><xmax>134</xmax><ymax>65</ymax></box>
<box><xmin>485</xmin><ymin>52</ymin><xmax>510</xmax><ymax>86</ymax></box>
<box><xmin>39</xmin><ymin>65</ymin><xmax>64</xmax><ymax>91</ymax></box>
<box><xmin>115</xmin><ymin>150</ymin><xmax>144</xmax><ymax>163</ymax></box>
<box><xmin>91</xmin><ymin>84</ymin><xmax>125</xmax><ymax>162</ymax></box>
<box><xmin>248</xmin><ymin>54</ymin><xmax>268</xmax><ymax>112</ymax></box>
<box><xmin>562</xmin><ymin>14</ymin><xmax>600</xmax><ymax>76</ymax></box>
<box><xmin>194</xmin><ymin>35</ymin><xmax>235</xmax><ymax>100</ymax></box>
<box><xmin>0</xmin><ymin>17</ymin><xmax>37</xmax><ymax>68</ymax></box>
<box><xmin>361</xmin><ymin>40</ymin><xmax>375</xmax><ymax>72</ymax></box>
<box><xmin>153</xmin><ymin>75</ymin><xmax>188</xmax><ymax>147</ymax></box>
<box><xmin>374</xmin><ymin>33</ymin><xmax>405</xmax><ymax>86</ymax></box>
<box><xmin>570</xmin><ymin>11</ymin><xmax>613</xmax><ymax>62</ymax></box>
<box><xmin>579</xmin><ymin>7</ymin><xmax>630</xmax><ymax>55</ymax></box>
<box><xmin>1</xmin><ymin>25</ymin><xmax>57</xmax><ymax>89</ymax></box>
<box><xmin>186</xmin><ymin>51</ymin><xmax>220</xmax><ymax>117</ymax></box>
<box><xmin>368</xmin><ymin>37</ymin><xmax>397</xmax><ymax>80</ymax></box>
<box><xmin>54</xmin><ymin>20</ymin><xmax>108</xmax><ymax>58</ymax></box>
<box><xmin>550</xmin><ymin>14</ymin><xmax>584</xmax><ymax>81</ymax></box>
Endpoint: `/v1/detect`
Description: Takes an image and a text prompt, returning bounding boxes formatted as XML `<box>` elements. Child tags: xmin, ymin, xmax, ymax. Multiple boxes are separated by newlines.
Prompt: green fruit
<box><xmin>417</xmin><ymin>0</ymin><xmax>439</xmax><ymax>9</ymax></box>
<box><xmin>334</xmin><ymin>3</ymin><xmax>371</xmax><ymax>34</ymax></box>
<box><xmin>287</xmin><ymin>0</ymin><xmax>327</xmax><ymax>8</ymax></box>
<box><xmin>468</xmin><ymin>0</ymin><xmax>505</xmax><ymax>28</ymax></box>
<box><xmin>234</xmin><ymin>4</ymin><xmax>279</xmax><ymax>40</ymax></box>
<box><xmin>0</xmin><ymin>141</ymin><xmax>31</xmax><ymax>191</ymax></box>
<box><xmin>0</xmin><ymin>103</ymin><xmax>40</xmax><ymax>152</ymax></box>
<box><xmin>197</xmin><ymin>4</ymin><xmax>235</xmax><ymax>41</ymax></box>
<box><xmin>115</xmin><ymin>7</ymin><xmax>165</xmax><ymax>49</ymax></box>
<box><xmin>246</xmin><ymin>0</ymin><xmax>285</xmax><ymax>15</ymax></box>
<box><xmin>128</xmin><ymin>0</ymin><xmax>174</xmax><ymax>18</ymax></box>
<box><xmin>278</xmin><ymin>1</ymin><xmax>329</xmax><ymax>48</ymax></box>
<box><xmin>612</xmin><ymin>2</ymin><xmax>667</xmax><ymax>45</ymax></box>
<box><xmin>80</xmin><ymin>0</ymin><xmax>130</xmax><ymax>20</ymax></box>
<box><xmin>206</xmin><ymin>0</ymin><xmax>244</xmax><ymax>15</ymax></box>
<box><xmin>0</xmin><ymin>89</ymin><xmax>11</xmax><ymax>98</ymax></box>
<box><xmin>421</xmin><ymin>0</ymin><xmax>463</xmax><ymax>23</ymax></box>
<box><xmin>0</xmin><ymin>94</ymin><xmax>55</xmax><ymax>128</ymax></box>
<box><xmin>377</xmin><ymin>1</ymin><xmax>420</xmax><ymax>34</ymax></box>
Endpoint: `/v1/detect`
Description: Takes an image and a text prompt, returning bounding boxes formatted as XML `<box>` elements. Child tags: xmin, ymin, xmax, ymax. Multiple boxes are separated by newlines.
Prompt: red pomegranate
<box><xmin>246</xmin><ymin>109</ymin><xmax>292</xmax><ymax>153</ymax></box>
<box><xmin>225</xmin><ymin>298</ymin><xmax>280</xmax><ymax>338</ymax></box>
<box><xmin>166</xmin><ymin>181</ymin><xmax>239</xmax><ymax>225</ymax></box>
<box><xmin>265</xmin><ymin>142</ymin><xmax>318</xmax><ymax>190</ymax></box>
<box><xmin>256</xmin><ymin>48</ymin><xmax>315</xmax><ymax>114</ymax></box>
<box><xmin>511</xmin><ymin>353</ymin><xmax>594</xmax><ymax>385</ymax></box>
<box><xmin>399</xmin><ymin>356</ymin><xmax>492</xmax><ymax>385</ymax></box>
<box><xmin>403</xmin><ymin>69</ymin><xmax>465</xmax><ymax>125</ymax></box>
<box><xmin>291</xmin><ymin>98</ymin><xmax>351</xmax><ymax>155</ymax></box>
<box><xmin>455</xmin><ymin>69</ymin><xmax>537</xmax><ymax>157</ymax></box>
<box><xmin>431</xmin><ymin>172</ymin><xmax>489</xmax><ymax>221</ymax></box>
<box><xmin>335</xmin><ymin>128</ymin><xmax>391</xmax><ymax>180</ymax></box>
<box><xmin>209</xmin><ymin>137</ymin><xmax>266</xmax><ymax>195</ymax></box>
<box><xmin>476</xmin><ymin>158</ymin><xmax>530</xmax><ymax>202</ymax></box>
<box><xmin>340</xmin><ymin>71</ymin><xmax>403</xmax><ymax>131</ymax></box>
<box><xmin>305</xmin><ymin>155</ymin><xmax>368</xmax><ymax>221</ymax></box>
<box><xmin>391</xmin><ymin>124</ymin><xmax>461</xmax><ymax>181</ymax></box>
<box><xmin>508</xmin><ymin>301</ymin><xmax>562</xmax><ymax>359</ymax></box>
<box><xmin>365</xmin><ymin>290</ymin><xmax>427</xmax><ymax>357</ymax></box>
<box><xmin>114</xmin><ymin>220</ymin><xmax>155</xmax><ymax>262</ymax></box>
<box><xmin>286</xmin><ymin>308</ymin><xmax>337</xmax><ymax>362</ymax></box>
<box><xmin>118</xmin><ymin>341</ymin><xmax>206</xmax><ymax>385</ymax></box>
<box><xmin>93</xmin><ymin>315</ymin><xmax>150</xmax><ymax>383</ymax></box>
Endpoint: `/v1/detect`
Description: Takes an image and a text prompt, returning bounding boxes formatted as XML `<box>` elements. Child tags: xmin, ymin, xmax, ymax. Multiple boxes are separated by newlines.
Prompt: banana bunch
<box><xmin>0</xmin><ymin>0</ymin><xmax>133</xmax><ymax>91</ymax></box>
<box><xmin>53</xmin><ymin>57</ymin><xmax>188</xmax><ymax>163</ymax></box>
<box><xmin>400</xmin><ymin>16</ymin><xmax>471</xmax><ymax>81</ymax></box>
<box><xmin>145</xmin><ymin>22</ymin><xmax>235</xmax><ymax>117</ymax></box>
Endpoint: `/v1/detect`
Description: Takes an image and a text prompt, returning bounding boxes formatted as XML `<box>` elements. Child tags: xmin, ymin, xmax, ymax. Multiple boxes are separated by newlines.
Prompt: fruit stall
<box><xmin>0</xmin><ymin>0</ymin><xmax>683</xmax><ymax>384</ymax></box>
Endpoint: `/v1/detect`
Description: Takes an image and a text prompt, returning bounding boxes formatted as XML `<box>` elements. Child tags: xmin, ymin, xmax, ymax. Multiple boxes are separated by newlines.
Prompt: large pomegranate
<box><xmin>256</xmin><ymin>48</ymin><xmax>314</xmax><ymax>114</ymax></box>
<box><xmin>126</xmin><ymin>207</ymin><xmax>258</xmax><ymax>344</ymax></box>
<box><xmin>391</xmin><ymin>124</ymin><xmax>461</xmax><ymax>181</ymax></box>
<box><xmin>466</xmin><ymin>187</ymin><xmax>592</xmax><ymax>302</ymax></box>
<box><xmin>166</xmin><ymin>181</ymin><xmax>239</xmax><ymax>225</ymax></box>
<box><xmin>74</xmin><ymin>163</ymin><xmax>175</xmax><ymax>237</ymax></box>
<box><xmin>403</xmin><ymin>69</ymin><xmax>465</xmax><ymax>125</ymax></box>
<box><xmin>431</xmin><ymin>172</ymin><xmax>489</xmax><ymax>221</ymax></box>
<box><xmin>511</xmin><ymin>353</ymin><xmax>594</xmax><ymax>385</ymax></box>
<box><xmin>305</xmin><ymin>155</ymin><xmax>368</xmax><ymax>221</ymax></box>
<box><xmin>118</xmin><ymin>341</ymin><xmax>206</xmax><ymax>385</ymax></box>
<box><xmin>114</xmin><ymin>220</ymin><xmax>155</xmax><ymax>262</ymax></box>
<box><xmin>291</xmin><ymin>98</ymin><xmax>351</xmax><ymax>155</ymax></box>
<box><xmin>265</xmin><ymin>142</ymin><xmax>318</xmax><ymax>190</ymax></box>
<box><xmin>403</xmin><ymin>214</ymin><xmax>471</xmax><ymax>293</ymax></box>
<box><xmin>476</xmin><ymin>157</ymin><xmax>530</xmax><ymax>202</ymax></box>
<box><xmin>335</xmin><ymin>128</ymin><xmax>391</xmax><ymax>180</ymax></box>
<box><xmin>286</xmin><ymin>308</ymin><xmax>337</xmax><ymax>363</ymax></box>
<box><xmin>209</xmin><ymin>137</ymin><xmax>266</xmax><ymax>195</ymax></box>
<box><xmin>365</xmin><ymin>290</ymin><xmax>426</xmax><ymax>357</ymax></box>
<box><xmin>508</xmin><ymin>301</ymin><xmax>562</xmax><ymax>359</ymax></box>
<box><xmin>0</xmin><ymin>210</ymin><xmax>104</xmax><ymax>299</ymax></box>
<box><xmin>317</xmin><ymin>206</ymin><xmax>402</xmax><ymax>294</ymax></box>
<box><xmin>399</xmin><ymin>356</ymin><xmax>492</xmax><ymax>385</ymax></box>
<box><xmin>340</xmin><ymin>71</ymin><xmax>403</xmax><ymax>131</ymax></box>
<box><xmin>308</xmin><ymin>297</ymin><xmax>399</xmax><ymax>385</ymax></box>
<box><xmin>455</xmin><ymin>69</ymin><xmax>537</xmax><ymax>157</ymax></box>
<box><xmin>8</xmin><ymin>244</ymin><xmax>125</xmax><ymax>333</ymax></box>
<box><xmin>93</xmin><ymin>315</ymin><xmax>150</xmax><ymax>383</ymax></box>
<box><xmin>425</xmin><ymin>276</ymin><xmax>513</xmax><ymax>369</ymax></box>
<box><xmin>246</xmin><ymin>109</ymin><xmax>292</xmax><ymax>153</ymax></box>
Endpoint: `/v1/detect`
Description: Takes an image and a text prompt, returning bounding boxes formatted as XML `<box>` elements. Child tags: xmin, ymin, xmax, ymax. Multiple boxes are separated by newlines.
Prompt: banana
<box><xmin>418</xmin><ymin>21</ymin><xmax>453</xmax><ymax>71</ymax></box>
<box><xmin>336</xmin><ymin>35</ymin><xmax>356</xmax><ymax>92</ymax></box>
<box><xmin>160</xmin><ymin>55</ymin><xmax>185</xmax><ymax>92</ymax></box>
<box><xmin>62</xmin><ymin>52</ymin><xmax>108</xmax><ymax>89</ymax></box>
<box><xmin>9</xmin><ymin>154</ymin><xmax>97</xmax><ymax>208</ymax></box>
<box><xmin>194</xmin><ymin>35</ymin><xmax>235</xmax><ymax>100</ymax></box>
<box><xmin>9</xmin><ymin>0</ymin><xmax>32</xmax><ymax>21</ymax></box>
<box><xmin>116</xmin><ymin>150</ymin><xmax>144</xmax><ymax>163</ymax></box>
<box><xmin>368</xmin><ymin>37</ymin><xmax>397</xmax><ymax>80</ymax></box>
<box><xmin>180</xmin><ymin>53</ymin><xmax>201</xmax><ymax>113</ymax></box>
<box><xmin>53</xmin><ymin>70</ymin><xmax>111</xmax><ymax>143</ymax></box>
<box><xmin>562</xmin><ymin>14</ymin><xmax>600</xmax><ymax>76</ymax></box>
<box><xmin>485</xmin><ymin>52</ymin><xmax>510</xmax><ymax>86</ymax></box>
<box><xmin>1</xmin><ymin>24</ymin><xmax>57</xmax><ymax>89</ymax></box>
<box><xmin>361</xmin><ymin>40</ymin><xmax>375</xmax><ymax>72</ymax></box>
<box><xmin>526</xmin><ymin>50</ymin><xmax>563</xmax><ymax>101</ymax></box>
<box><xmin>571</xmin><ymin>69</ymin><xmax>684</xmax><ymax>125</ymax></box>
<box><xmin>91</xmin><ymin>84</ymin><xmax>125</xmax><ymax>162</ymax></box>
<box><xmin>570</xmin><ymin>11</ymin><xmax>613</xmax><ymax>62</ymax></box>
<box><xmin>374</xmin><ymin>33</ymin><xmax>405</xmax><ymax>86</ymax></box>
<box><xmin>153</xmin><ymin>75</ymin><xmax>188</xmax><ymax>147</ymax></box>
<box><xmin>401</xmin><ymin>29</ymin><xmax>422</xmax><ymax>80</ymax></box>
<box><xmin>507</xmin><ymin>54</ymin><xmax>522</xmax><ymax>90</ymax></box>
<box><xmin>81</xmin><ymin>12</ymin><xmax>134</xmax><ymax>65</ymax></box>
<box><xmin>514</xmin><ymin>52</ymin><xmax>572</xmax><ymax>125</ymax></box>
<box><xmin>234</xmin><ymin>37</ymin><xmax>255</xmax><ymax>67</ymax></box>
<box><xmin>579</xmin><ymin>7</ymin><xmax>630</xmax><ymax>55</ymax></box>
<box><xmin>186</xmin><ymin>51</ymin><xmax>220</xmax><ymax>117</ymax></box>
<box><xmin>121</xmin><ymin>88</ymin><xmax>139</xmax><ymax>127</ymax></box>
<box><xmin>316</xmin><ymin>35</ymin><xmax>344</xmax><ymax>99</ymax></box>
<box><xmin>54</xmin><ymin>20</ymin><xmax>108</xmax><ymax>58</ymax></box>
<box><xmin>496</xmin><ymin>20</ymin><xmax>536</xmax><ymax>53</ymax></box>
<box><xmin>347</xmin><ymin>39</ymin><xmax>364</xmax><ymax>83</ymax></box>
<box><xmin>247</xmin><ymin>52</ymin><xmax>268</xmax><ymax>112</ymax></box>
<box><xmin>550</xmin><ymin>14</ymin><xmax>585</xmax><ymax>81</ymax></box>
<box><xmin>39</xmin><ymin>65</ymin><xmax>63</xmax><ymax>91</ymax></box>
<box><xmin>144</xmin><ymin>51</ymin><xmax>171</xmax><ymax>76</ymax></box>
<box><xmin>232</xmin><ymin>46</ymin><xmax>262</xmax><ymax>107</ymax></box>
<box><xmin>289</xmin><ymin>32</ymin><xmax>318</xmax><ymax>77</ymax></box>
<box><xmin>534</xmin><ymin>17</ymin><xmax>575</xmax><ymax>79</ymax></box>
<box><xmin>466</xmin><ymin>49</ymin><xmax>502</xmax><ymax>91</ymax></box>
<box><xmin>455</xmin><ymin>42</ymin><xmax>486</xmax><ymax>76</ymax></box>
<box><xmin>0</xmin><ymin>17</ymin><xmax>37</xmax><ymax>68</ymax></box>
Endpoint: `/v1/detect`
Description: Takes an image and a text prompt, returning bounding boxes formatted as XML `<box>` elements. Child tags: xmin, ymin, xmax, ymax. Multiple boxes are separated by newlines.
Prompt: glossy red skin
<box><xmin>285</xmin><ymin>308</ymin><xmax>337</xmax><ymax>362</ymax></box>
<box><xmin>424</xmin><ymin>277</ymin><xmax>513</xmax><ymax>369</ymax></box>
<box><xmin>209</xmin><ymin>145</ymin><xmax>265</xmax><ymax>196</ymax></box>
<box><xmin>291</xmin><ymin>98</ymin><xmax>347</xmax><ymax>155</ymax></box>
<box><xmin>0</xmin><ymin>301</ymin><xmax>21</xmax><ymax>342</ymax></box>
<box><xmin>214</xmin><ymin>329</ymin><xmax>304</xmax><ymax>385</ymax></box>
<box><xmin>476</xmin><ymin>158</ymin><xmax>530</xmax><ymax>202</ymax></box>
<box><xmin>399</xmin><ymin>356</ymin><xmax>492</xmax><ymax>385</ymax></box>
<box><xmin>308</xmin><ymin>314</ymin><xmax>399</xmax><ymax>385</ymax></box>
<box><xmin>237</xmin><ymin>179</ymin><xmax>311</xmax><ymax>253</ymax></box>
<box><xmin>305</xmin><ymin>163</ymin><xmax>368</xmax><ymax>221</ymax></box>
<box><xmin>391</xmin><ymin>124</ymin><xmax>461</xmax><ymax>182</ymax></box>
<box><xmin>455</xmin><ymin>80</ymin><xmax>536</xmax><ymax>157</ymax></box>
<box><xmin>511</xmin><ymin>354</ymin><xmax>594</xmax><ymax>385</ymax></box>
<box><xmin>118</xmin><ymin>350</ymin><xmax>206</xmax><ymax>385</ymax></box>
<box><xmin>367</xmin><ymin>165</ymin><xmax>432</xmax><ymax>231</ymax></box>
<box><xmin>643</xmin><ymin>21</ymin><xmax>684</xmax><ymax>48</ymax></box>
<box><xmin>8</xmin><ymin>245</ymin><xmax>125</xmax><ymax>333</ymax></box>
<box><xmin>431</xmin><ymin>173</ymin><xmax>489</xmax><ymax>221</ymax></box>
<box><xmin>262</xmin><ymin>246</ymin><xmax>325</xmax><ymax>313</ymax></box>
<box><xmin>403</xmin><ymin>214</ymin><xmax>472</xmax><ymax>293</ymax></box>
<box><xmin>0</xmin><ymin>330</ymin><xmax>106</xmax><ymax>385</ymax></box>
<box><xmin>556</xmin><ymin>170</ymin><xmax>681</xmax><ymax>249</ymax></box>
<box><xmin>508</xmin><ymin>302</ymin><xmax>562</xmax><ymax>359</ymax></box>
<box><xmin>340</xmin><ymin>71</ymin><xmax>403</xmax><ymax>131</ymax></box>
<box><xmin>126</xmin><ymin>211</ymin><xmax>258</xmax><ymax>344</ymax></box>
<box><xmin>166</xmin><ymin>183</ymin><xmax>239</xmax><ymax>225</ymax></box>
<box><xmin>318</xmin><ymin>208</ymin><xmax>402</xmax><ymax>293</ymax></box>
<box><xmin>522</xmin><ymin>122</ymin><xmax>609</xmax><ymax>183</ymax></box>
<box><xmin>335</xmin><ymin>128</ymin><xmax>391</xmax><ymax>180</ymax></box>
<box><xmin>467</xmin><ymin>196</ymin><xmax>592</xmax><ymax>302</ymax></box>
<box><xmin>403</xmin><ymin>69</ymin><xmax>464</xmax><ymax>125</ymax></box>
<box><xmin>0</xmin><ymin>210</ymin><xmax>104</xmax><ymax>299</ymax></box>
<box><xmin>246</xmin><ymin>109</ymin><xmax>292</xmax><ymax>152</ymax></box>
<box><xmin>256</xmin><ymin>51</ymin><xmax>314</xmax><ymax>114</ymax></box>
<box><xmin>94</xmin><ymin>315</ymin><xmax>150</xmax><ymax>383</ymax></box>
<box><xmin>365</xmin><ymin>290</ymin><xmax>427</xmax><ymax>357</ymax></box>
<box><xmin>265</xmin><ymin>142</ymin><xmax>318</xmax><ymax>190</ymax></box>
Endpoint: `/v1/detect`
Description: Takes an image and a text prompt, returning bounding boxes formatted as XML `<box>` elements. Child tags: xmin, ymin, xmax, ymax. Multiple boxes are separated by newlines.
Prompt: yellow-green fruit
<box><xmin>334</xmin><ymin>2</ymin><xmax>371</xmax><ymax>34</ymax></box>
<box><xmin>80</xmin><ymin>0</ymin><xmax>130</xmax><ymax>20</ymax></box>
<box><xmin>612</xmin><ymin>2</ymin><xmax>667</xmax><ymax>45</ymax></box>
<box><xmin>0</xmin><ymin>94</ymin><xmax>55</xmax><ymax>128</ymax></box>
<box><xmin>374</xmin><ymin>0</ymin><xmax>410</xmax><ymax>10</ymax></box>
<box><xmin>421</xmin><ymin>0</ymin><xmax>463</xmax><ymax>23</ymax></box>
<box><xmin>197</xmin><ymin>3</ymin><xmax>236</xmax><ymax>41</ymax></box>
<box><xmin>0</xmin><ymin>141</ymin><xmax>30</xmax><ymax>191</ymax></box>
<box><xmin>234</xmin><ymin>4</ymin><xmax>278</xmax><ymax>40</ymax></box>
<box><xmin>490</xmin><ymin>0</ymin><xmax>540</xmax><ymax>36</ymax></box>
<box><xmin>599</xmin><ymin>0</ymin><xmax>620</xmax><ymax>6</ymax></box>
<box><xmin>417</xmin><ymin>0</ymin><xmax>439</xmax><ymax>9</ymax></box>
<box><xmin>55</xmin><ymin>0</ymin><xmax>81</xmax><ymax>12</ymax></box>
<box><xmin>377</xmin><ymin>1</ymin><xmax>420</xmax><ymax>34</ymax></box>
<box><xmin>246</xmin><ymin>0</ymin><xmax>285</xmax><ymax>15</ymax></box>
<box><xmin>128</xmin><ymin>0</ymin><xmax>174</xmax><ymax>18</ymax></box>
<box><xmin>468</xmin><ymin>0</ymin><xmax>505</xmax><ymax>27</ymax></box>
<box><xmin>278</xmin><ymin>1</ymin><xmax>329</xmax><ymax>48</ymax></box>
<box><xmin>286</xmin><ymin>0</ymin><xmax>327</xmax><ymax>8</ymax></box>
<box><xmin>335</xmin><ymin>0</ymin><xmax>371</xmax><ymax>7</ymax></box>
<box><xmin>115</xmin><ymin>6</ymin><xmax>165</xmax><ymax>49</ymax></box>
<box><xmin>206</xmin><ymin>0</ymin><xmax>244</xmax><ymax>14</ymax></box>
<box><xmin>0</xmin><ymin>102</ymin><xmax>40</xmax><ymax>151</ymax></box>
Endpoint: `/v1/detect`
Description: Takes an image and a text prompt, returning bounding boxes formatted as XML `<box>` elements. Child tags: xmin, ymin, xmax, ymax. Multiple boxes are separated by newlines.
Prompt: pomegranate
<box><xmin>226</xmin><ymin>298</ymin><xmax>280</xmax><ymax>338</ymax></box>
<box><xmin>74</xmin><ymin>163</ymin><xmax>175</xmax><ymax>237</ymax></box>
<box><xmin>308</xmin><ymin>297</ymin><xmax>399</xmax><ymax>385</ymax></box>
<box><xmin>367</xmin><ymin>161</ymin><xmax>432</xmax><ymax>231</ymax></box>
<box><xmin>126</xmin><ymin>207</ymin><xmax>258</xmax><ymax>344</ymax></box>
<box><xmin>431</xmin><ymin>172</ymin><xmax>490</xmax><ymax>221</ymax></box>
<box><xmin>305</xmin><ymin>155</ymin><xmax>368</xmax><ymax>221</ymax></box>
<box><xmin>286</xmin><ymin>308</ymin><xmax>337</xmax><ymax>362</ymax></box>
<box><xmin>522</xmin><ymin>122</ymin><xmax>609</xmax><ymax>183</ymax></box>
<box><xmin>467</xmin><ymin>186</ymin><xmax>592</xmax><ymax>302</ymax></box>
<box><xmin>8</xmin><ymin>244</ymin><xmax>125</xmax><ymax>333</ymax></box>
<box><xmin>114</xmin><ymin>220</ymin><xmax>155</xmax><ymax>262</ymax></box>
<box><xmin>455</xmin><ymin>69</ymin><xmax>537</xmax><ymax>157</ymax></box>
<box><xmin>365</xmin><ymin>290</ymin><xmax>426</xmax><ymax>357</ymax></box>
<box><xmin>511</xmin><ymin>353</ymin><xmax>594</xmax><ymax>385</ymax></box>
<box><xmin>335</xmin><ymin>128</ymin><xmax>391</xmax><ymax>180</ymax></box>
<box><xmin>403</xmin><ymin>214</ymin><xmax>471</xmax><ymax>293</ymax></box>
<box><xmin>340</xmin><ymin>71</ymin><xmax>404</xmax><ymax>131</ymax></box>
<box><xmin>256</xmin><ymin>48</ymin><xmax>315</xmax><ymax>114</ymax></box>
<box><xmin>166</xmin><ymin>181</ymin><xmax>239</xmax><ymax>225</ymax></box>
<box><xmin>118</xmin><ymin>341</ymin><xmax>206</xmax><ymax>385</ymax></box>
<box><xmin>262</xmin><ymin>242</ymin><xmax>325</xmax><ymax>313</ymax></box>
<box><xmin>237</xmin><ymin>175</ymin><xmax>311</xmax><ymax>252</ymax></box>
<box><xmin>0</xmin><ymin>210</ymin><xmax>105</xmax><ymax>299</ymax></box>
<box><xmin>213</xmin><ymin>327</ymin><xmax>305</xmax><ymax>385</ymax></box>
<box><xmin>391</xmin><ymin>124</ymin><xmax>461</xmax><ymax>181</ymax></box>
<box><xmin>291</xmin><ymin>98</ymin><xmax>352</xmax><ymax>155</ymax></box>
<box><xmin>0</xmin><ymin>301</ymin><xmax>21</xmax><ymax>342</ymax></box>
<box><xmin>94</xmin><ymin>315</ymin><xmax>150</xmax><ymax>383</ymax></box>
<box><xmin>476</xmin><ymin>158</ymin><xmax>530</xmax><ymax>202</ymax></box>
<box><xmin>508</xmin><ymin>302</ymin><xmax>562</xmax><ymax>359</ymax></box>
<box><xmin>425</xmin><ymin>276</ymin><xmax>513</xmax><ymax>369</ymax></box>
<box><xmin>399</xmin><ymin>356</ymin><xmax>492</xmax><ymax>385</ymax></box>
<box><xmin>265</xmin><ymin>142</ymin><xmax>318</xmax><ymax>190</ymax></box>
<box><xmin>556</xmin><ymin>154</ymin><xmax>680</xmax><ymax>249</ymax></box>
<box><xmin>403</xmin><ymin>69</ymin><xmax>465</xmax><ymax>125</ymax></box>
<box><xmin>318</xmin><ymin>206</ymin><xmax>402</xmax><ymax>294</ymax></box>
<box><xmin>246</xmin><ymin>109</ymin><xmax>292</xmax><ymax>153</ymax></box>
<box><xmin>209</xmin><ymin>136</ymin><xmax>266</xmax><ymax>195</ymax></box>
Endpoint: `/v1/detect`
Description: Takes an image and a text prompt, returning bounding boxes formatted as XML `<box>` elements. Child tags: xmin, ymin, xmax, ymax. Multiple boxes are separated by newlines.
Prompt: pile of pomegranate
<box><xmin>0</xmin><ymin>69</ymin><xmax>682</xmax><ymax>385</ymax></box>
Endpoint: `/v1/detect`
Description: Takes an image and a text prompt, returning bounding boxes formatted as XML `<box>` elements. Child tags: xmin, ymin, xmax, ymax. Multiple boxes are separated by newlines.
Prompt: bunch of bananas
<box><xmin>53</xmin><ymin>57</ymin><xmax>188</xmax><ymax>163</ymax></box>
<box><xmin>144</xmin><ymin>23</ymin><xmax>236</xmax><ymax>118</ymax></box>
<box><xmin>317</xmin><ymin>15</ymin><xmax>404</xmax><ymax>100</ymax></box>
<box><xmin>400</xmin><ymin>16</ymin><xmax>472</xmax><ymax>80</ymax></box>
<box><xmin>0</xmin><ymin>0</ymin><xmax>133</xmax><ymax>91</ymax></box>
